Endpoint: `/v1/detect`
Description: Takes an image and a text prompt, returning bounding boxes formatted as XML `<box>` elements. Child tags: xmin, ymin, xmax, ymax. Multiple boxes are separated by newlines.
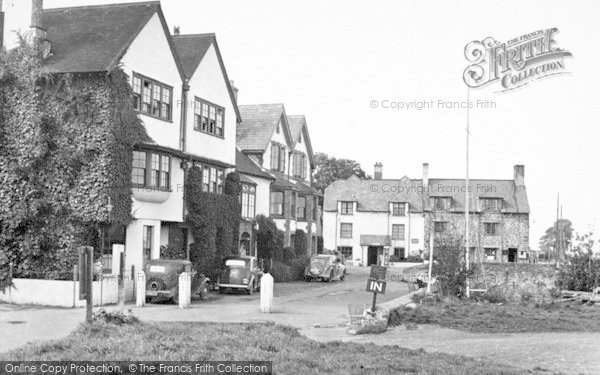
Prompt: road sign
<box><xmin>369</xmin><ymin>265</ymin><xmax>386</xmax><ymax>280</ymax></box>
<box><xmin>366</xmin><ymin>278</ymin><xmax>387</xmax><ymax>294</ymax></box>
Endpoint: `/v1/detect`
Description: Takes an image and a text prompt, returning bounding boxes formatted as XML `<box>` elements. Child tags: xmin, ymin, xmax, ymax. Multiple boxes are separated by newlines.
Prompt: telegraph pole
<box><xmin>465</xmin><ymin>87</ymin><xmax>470</xmax><ymax>298</ymax></box>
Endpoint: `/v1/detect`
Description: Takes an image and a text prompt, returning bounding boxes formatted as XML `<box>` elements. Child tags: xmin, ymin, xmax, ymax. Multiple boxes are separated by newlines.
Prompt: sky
<box><xmin>2</xmin><ymin>0</ymin><xmax>600</xmax><ymax>248</ymax></box>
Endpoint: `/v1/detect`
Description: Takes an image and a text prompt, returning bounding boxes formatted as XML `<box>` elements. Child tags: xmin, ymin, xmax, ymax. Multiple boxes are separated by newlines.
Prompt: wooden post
<box><xmin>118</xmin><ymin>250</ymin><xmax>125</xmax><ymax>308</ymax></box>
<box><xmin>136</xmin><ymin>272</ymin><xmax>145</xmax><ymax>307</ymax></box>
<box><xmin>260</xmin><ymin>273</ymin><xmax>273</xmax><ymax>313</ymax></box>
<box><xmin>78</xmin><ymin>246</ymin><xmax>94</xmax><ymax>323</ymax></box>
<box><xmin>371</xmin><ymin>292</ymin><xmax>377</xmax><ymax>312</ymax></box>
<box><xmin>178</xmin><ymin>272</ymin><xmax>191</xmax><ymax>309</ymax></box>
<box><xmin>8</xmin><ymin>261</ymin><xmax>13</xmax><ymax>304</ymax></box>
<box><xmin>427</xmin><ymin>231</ymin><xmax>434</xmax><ymax>293</ymax></box>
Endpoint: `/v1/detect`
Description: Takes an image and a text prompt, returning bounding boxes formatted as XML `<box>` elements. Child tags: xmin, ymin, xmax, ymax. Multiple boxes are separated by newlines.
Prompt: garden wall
<box><xmin>0</xmin><ymin>275</ymin><xmax>135</xmax><ymax>307</ymax></box>
<box><xmin>471</xmin><ymin>263</ymin><xmax>557</xmax><ymax>302</ymax></box>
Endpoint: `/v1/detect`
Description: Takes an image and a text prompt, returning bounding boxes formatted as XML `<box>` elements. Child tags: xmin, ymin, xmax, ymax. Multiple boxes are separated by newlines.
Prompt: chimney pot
<box><xmin>514</xmin><ymin>165</ymin><xmax>525</xmax><ymax>186</ymax></box>
<box><xmin>374</xmin><ymin>162</ymin><xmax>383</xmax><ymax>180</ymax></box>
<box><xmin>173</xmin><ymin>25</ymin><xmax>180</xmax><ymax>35</ymax></box>
<box><xmin>229</xmin><ymin>80</ymin><xmax>239</xmax><ymax>102</ymax></box>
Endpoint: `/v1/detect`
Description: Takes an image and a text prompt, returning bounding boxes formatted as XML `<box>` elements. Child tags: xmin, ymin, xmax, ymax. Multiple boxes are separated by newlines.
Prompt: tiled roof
<box><xmin>41</xmin><ymin>2</ymin><xmax>183</xmax><ymax>78</ymax></box>
<box><xmin>287</xmin><ymin>115</ymin><xmax>315</xmax><ymax>168</ymax></box>
<box><xmin>324</xmin><ymin>176</ymin><xmax>529</xmax><ymax>214</ymax></box>
<box><xmin>269</xmin><ymin>171</ymin><xmax>321</xmax><ymax>196</ymax></box>
<box><xmin>235</xmin><ymin>149</ymin><xmax>274</xmax><ymax>181</ymax></box>
<box><xmin>237</xmin><ymin>104</ymin><xmax>292</xmax><ymax>152</ymax></box>
<box><xmin>172</xmin><ymin>34</ymin><xmax>213</xmax><ymax>79</ymax></box>
<box><xmin>360</xmin><ymin>235</ymin><xmax>391</xmax><ymax>246</ymax></box>
<box><xmin>172</xmin><ymin>34</ymin><xmax>241</xmax><ymax>122</ymax></box>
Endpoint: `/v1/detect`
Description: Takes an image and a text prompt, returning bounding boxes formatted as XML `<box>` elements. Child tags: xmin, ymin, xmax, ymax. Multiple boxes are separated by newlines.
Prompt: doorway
<box><xmin>508</xmin><ymin>248</ymin><xmax>517</xmax><ymax>262</ymax></box>
<box><xmin>367</xmin><ymin>246</ymin><xmax>380</xmax><ymax>265</ymax></box>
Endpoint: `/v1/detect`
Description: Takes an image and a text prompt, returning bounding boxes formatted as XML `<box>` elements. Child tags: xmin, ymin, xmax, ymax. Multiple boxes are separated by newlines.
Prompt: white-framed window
<box><xmin>341</xmin><ymin>201</ymin><xmax>353</xmax><ymax>215</ymax></box>
<box><xmin>392</xmin><ymin>224</ymin><xmax>405</xmax><ymax>240</ymax></box>
<box><xmin>432</xmin><ymin>197</ymin><xmax>452</xmax><ymax>210</ymax></box>
<box><xmin>132</xmin><ymin>73</ymin><xmax>172</xmax><ymax>121</ymax></box>
<box><xmin>340</xmin><ymin>223</ymin><xmax>353</xmax><ymax>238</ymax></box>
<box><xmin>241</xmin><ymin>183</ymin><xmax>256</xmax><ymax>218</ymax></box>
<box><xmin>270</xmin><ymin>191</ymin><xmax>284</xmax><ymax>216</ymax></box>
<box><xmin>297</xmin><ymin>196</ymin><xmax>306</xmax><ymax>220</ymax></box>
<box><xmin>194</xmin><ymin>98</ymin><xmax>225</xmax><ymax>137</ymax></box>
<box><xmin>131</xmin><ymin>150</ymin><xmax>170</xmax><ymax>190</ymax></box>
<box><xmin>392</xmin><ymin>202</ymin><xmax>406</xmax><ymax>216</ymax></box>
<box><xmin>484</xmin><ymin>222</ymin><xmax>499</xmax><ymax>236</ymax></box>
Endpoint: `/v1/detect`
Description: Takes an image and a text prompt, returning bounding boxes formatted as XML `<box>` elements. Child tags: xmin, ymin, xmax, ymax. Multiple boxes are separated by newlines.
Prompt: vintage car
<box><xmin>144</xmin><ymin>259</ymin><xmax>210</xmax><ymax>304</ymax></box>
<box><xmin>304</xmin><ymin>253</ymin><xmax>346</xmax><ymax>282</ymax></box>
<box><xmin>216</xmin><ymin>256</ymin><xmax>263</xmax><ymax>294</ymax></box>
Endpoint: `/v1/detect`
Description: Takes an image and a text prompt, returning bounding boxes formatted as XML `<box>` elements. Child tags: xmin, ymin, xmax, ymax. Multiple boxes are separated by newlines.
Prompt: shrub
<box><xmin>269</xmin><ymin>262</ymin><xmax>293</xmax><ymax>282</ymax></box>
<box><xmin>281</xmin><ymin>247</ymin><xmax>296</xmax><ymax>263</ymax></box>
<box><xmin>294</xmin><ymin>229</ymin><xmax>307</xmax><ymax>257</ymax></box>
<box><xmin>557</xmin><ymin>233</ymin><xmax>600</xmax><ymax>292</ymax></box>
<box><xmin>92</xmin><ymin>309</ymin><xmax>139</xmax><ymax>325</ymax></box>
<box><xmin>481</xmin><ymin>288</ymin><xmax>507</xmax><ymax>304</ymax></box>
<box><xmin>288</xmin><ymin>255</ymin><xmax>310</xmax><ymax>280</ymax></box>
<box><xmin>160</xmin><ymin>245</ymin><xmax>186</xmax><ymax>260</ymax></box>
<box><xmin>431</xmin><ymin>237</ymin><xmax>473</xmax><ymax>297</ymax></box>
<box><xmin>255</xmin><ymin>215</ymin><xmax>284</xmax><ymax>260</ymax></box>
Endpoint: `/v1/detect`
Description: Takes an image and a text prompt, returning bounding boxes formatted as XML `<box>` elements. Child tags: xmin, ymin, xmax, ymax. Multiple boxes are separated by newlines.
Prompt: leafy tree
<box><xmin>294</xmin><ymin>229</ymin><xmax>307</xmax><ymax>257</ymax></box>
<box><xmin>539</xmin><ymin>219</ymin><xmax>573</xmax><ymax>260</ymax></box>
<box><xmin>431</xmin><ymin>237</ymin><xmax>473</xmax><ymax>297</ymax></box>
<box><xmin>313</xmin><ymin>152</ymin><xmax>370</xmax><ymax>192</ymax></box>
<box><xmin>255</xmin><ymin>215</ymin><xmax>284</xmax><ymax>260</ymax></box>
<box><xmin>557</xmin><ymin>232</ymin><xmax>600</xmax><ymax>292</ymax></box>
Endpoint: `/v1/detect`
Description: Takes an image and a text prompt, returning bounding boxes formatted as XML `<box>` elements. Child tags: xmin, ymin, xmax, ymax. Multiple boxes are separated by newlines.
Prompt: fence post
<box><xmin>136</xmin><ymin>271</ymin><xmax>145</xmax><ymax>307</ymax></box>
<box><xmin>72</xmin><ymin>264</ymin><xmax>78</xmax><ymax>308</ymax></box>
<box><xmin>178</xmin><ymin>272</ymin><xmax>191</xmax><ymax>309</ymax></box>
<box><xmin>8</xmin><ymin>262</ymin><xmax>13</xmax><ymax>304</ymax></box>
<box><xmin>260</xmin><ymin>273</ymin><xmax>273</xmax><ymax>313</ymax></box>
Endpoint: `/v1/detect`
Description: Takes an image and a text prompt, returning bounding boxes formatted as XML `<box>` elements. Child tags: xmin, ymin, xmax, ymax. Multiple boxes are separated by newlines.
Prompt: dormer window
<box><xmin>481</xmin><ymin>198</ymin><xmax>502</xmax><ymax>211</ymax></box>
<box><xmin>392</xmin><ymin>202</ymin><xmax>406</xmax><ymax>216</ymax></box>
<box><xmin>432</xmin><ymin>197</ymin><xmax>452</xmax><ymax>210</ymax></box>
<box><xmin>341</xmin><ymin>201</ymin><xmax>353</xmax><ymax>215</ymax></box>
<box><xmin>194</xmin><ymin>98</ymin><xmax>225</xmax><ymax>137</ymax></box>
<box><xmin>270</xmin><ymin>142</ymin><xmax>286</xmax><ymax>172</ymax></box>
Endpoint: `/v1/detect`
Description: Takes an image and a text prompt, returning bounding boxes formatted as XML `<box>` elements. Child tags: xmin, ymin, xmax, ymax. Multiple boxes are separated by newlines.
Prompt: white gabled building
<box><xmin>236</xmin><ymin>104</ymin><xmax>321</xmax><ymax>255</ymax></box>
<box><xmin>40</xmin><ymin>1</ymin><xmax>240</xmax><ymax>274</ymax></box>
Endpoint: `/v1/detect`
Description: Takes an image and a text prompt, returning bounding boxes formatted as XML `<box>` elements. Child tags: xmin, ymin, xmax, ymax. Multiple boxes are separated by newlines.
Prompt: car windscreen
<box><xmin>225</xmin><ymin>259</ymin><xmax>248</xmax><ymax>268</ymax></box>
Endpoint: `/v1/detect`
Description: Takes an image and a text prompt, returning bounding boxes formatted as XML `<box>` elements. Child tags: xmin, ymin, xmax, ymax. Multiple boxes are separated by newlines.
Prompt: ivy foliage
<box><xmin>185</xmin><ymin>166</ymin><xmax>241</xmax><ymax>278</ymax></box>
<box><xmin>0</xmin><ymin>37</ymin><xmax>149</xmax><ymax>285</ymax></box>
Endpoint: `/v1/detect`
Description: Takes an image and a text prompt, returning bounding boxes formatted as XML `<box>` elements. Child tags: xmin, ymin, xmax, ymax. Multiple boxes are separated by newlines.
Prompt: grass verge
<box><xmin>0</xmin><ymin>321</ymin><xmax>552</xmax><ymax>374</ymax></box>
<box><xmin>389</xmin><ymin>297</ymin><xmax>600</xmax><ymax>333</ymax></box>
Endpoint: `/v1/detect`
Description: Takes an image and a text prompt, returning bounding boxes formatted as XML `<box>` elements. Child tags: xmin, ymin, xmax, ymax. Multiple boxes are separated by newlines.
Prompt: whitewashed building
<box><xmin>40</xmin><ymin>1</ymin><xmax>240</xmax><ymax>274</ymax></box>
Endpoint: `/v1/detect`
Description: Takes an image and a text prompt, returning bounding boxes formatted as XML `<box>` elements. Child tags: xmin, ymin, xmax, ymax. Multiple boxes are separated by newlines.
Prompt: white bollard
<box><xmin>260</xmin><ymin>273</ymin><xmax>273</xmax><ymax>313</ymax></box>
<box><xmin>136</xmin><ymin>272</ymin><xmax>146</xmax><ymax>307</ymax></box>
<box><xmin>178</xmin><ymin>272</ymin><xmax>191</xmax><ymax>309</ymax></box>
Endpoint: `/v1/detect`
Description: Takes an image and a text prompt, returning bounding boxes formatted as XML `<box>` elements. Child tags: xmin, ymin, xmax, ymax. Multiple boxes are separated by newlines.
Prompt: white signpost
<box><xmin>178</xmin><ymin>272</ymin><xmax>191</xmax><ymax>309</ymax></box>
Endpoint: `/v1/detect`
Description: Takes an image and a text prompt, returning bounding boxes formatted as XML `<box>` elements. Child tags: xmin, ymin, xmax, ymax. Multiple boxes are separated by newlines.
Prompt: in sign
<box><xmin>366</xmin><ymin>278</ymin><xmax>386</xmax><ymax>294</ymax></box>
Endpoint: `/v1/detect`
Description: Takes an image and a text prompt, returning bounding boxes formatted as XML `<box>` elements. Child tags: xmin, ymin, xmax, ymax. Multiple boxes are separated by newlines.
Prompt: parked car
<box><xmin>304</xmin><ymin>254</ymin><xmax>346</xmax><ymax>282</ymax></box>
<box><xmin>216</xmin><ymin>256</ymin><xmax>263</xmax><ymax>294</ymax></box>
<box><xmin>144</xmin><ymin>259</ymin><xmax>210</xmax><ymax>304</ymax></box>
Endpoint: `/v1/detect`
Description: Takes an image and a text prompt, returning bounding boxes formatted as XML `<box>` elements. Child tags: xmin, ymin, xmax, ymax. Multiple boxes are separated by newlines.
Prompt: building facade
<box><xmin>323</xmin><ymin>163</ymin><xmax>530</xmax><ymax>265</ymax></box>
<box><xmin>236</xmin><ymin>104</ymin><xmax>321</xmax><ymax>255</ymax></box>
<box><xmin>40</xmin><ymin>1</ymin><xmax>240</xmax><ymax>274</ymax></box>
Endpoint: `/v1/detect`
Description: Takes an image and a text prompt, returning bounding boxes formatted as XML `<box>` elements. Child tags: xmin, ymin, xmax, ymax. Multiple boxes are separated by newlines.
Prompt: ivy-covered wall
<box><xmin>0</xmin><ymin>39</ymin><xmax>149</xmax><ymax>285</ymax></box>
<box><xmin>185</xmin><ymin>166</ymin><xmax>241</xmax><ymax>278</ymax></box>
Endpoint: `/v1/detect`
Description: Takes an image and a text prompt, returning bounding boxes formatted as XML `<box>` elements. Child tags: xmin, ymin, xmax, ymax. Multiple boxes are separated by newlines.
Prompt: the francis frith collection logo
<box><xmin>463</xmin><ymin>28</ymin><xmax>572</xmax><ymax>92</ymax></box>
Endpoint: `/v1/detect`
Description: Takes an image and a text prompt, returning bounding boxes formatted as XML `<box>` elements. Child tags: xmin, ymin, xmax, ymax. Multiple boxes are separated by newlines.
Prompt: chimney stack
<box><xmin>374</xmin><ymin>162</ymin><xmax>383</xmax><ymax>180</ymax></box>
<box><xmin>514</xmin><ymin>165</ymin><xmax>524</xmax><ymax>186</ymax></box>
<box><xmin>229</xmin><ymin>80</ymin><xmax>239</xmax><ymax>102</ymax></box>
<box><xmin>422</xmin><ymin>162</ymin><xmax>429</xmax><ymax>188</ymax></box>
<box><xmin>31</xmin><ymin>0</ymin><xmax>46</xmax><ymax>40</ymax></box>
<box><xmin>173</xmin><ymin>25</ymin><xmax>180</xmax><ymax>35</ymax></box>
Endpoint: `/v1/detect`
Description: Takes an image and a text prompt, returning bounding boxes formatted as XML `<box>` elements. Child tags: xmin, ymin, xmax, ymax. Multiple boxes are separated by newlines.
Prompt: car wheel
<box><xmin>198</xmin><ymin>284</ymin><xmax>209</xmax><ymax>300</ymax></box>
<box><xmin>173</xmin><ymin>296</ymin><xmax>179</xmax><ymax>305</ymax></box>
<box><xmin>305</xmin><ymin>276</ymin><xmax>311</xmax><ymax>282</ymax></box>
<box><xmin>340</xmin><ymin>270</ymin><xmax>346</xmax><ymax>281</ymax></box>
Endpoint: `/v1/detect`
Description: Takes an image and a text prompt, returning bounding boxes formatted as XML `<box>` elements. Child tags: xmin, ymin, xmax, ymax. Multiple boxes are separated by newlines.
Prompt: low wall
<box><xmin>471</xmin><ymin>263</ymin><xmax>557</xmax><ymax>302</ymax></box>
<box><xmin>0</xmin><ymin>275</ymin><xmax>136</xmax><ymax>307</ymax></box>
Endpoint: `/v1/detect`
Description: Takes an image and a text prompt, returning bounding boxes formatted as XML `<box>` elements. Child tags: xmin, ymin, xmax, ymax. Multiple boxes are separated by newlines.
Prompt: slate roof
<box><xmin>269</xmin><ymin>171</ymin><xmax>321</xmax><ymax>196</ymax></box>
<box><xmin>287</xmin><ymin>115</ymin><xmax>315</xmax><ymax>168</ymax></box>
<box><xmin>41</xmin><ymin>2</ymin><xmax>183</xmax><ymax>78</ymax></box>
<box><xmin>323</xmin><ymin>175</ymin><xmax>529</xmax><ymax>214</ymax></box>
<box><xmin>172</xmin><ymin>34</ymin><xmax>241</xmax><ymax>122</ymax></box>
<box><xmin>235</xmin><ymin>149</ymin><xmax>274</xmax><ymax>181</ymax></box>
<box><xmin>237</xmin><ymin>104</ymin><xmax>293</xmax><ymax>152</ymax></box>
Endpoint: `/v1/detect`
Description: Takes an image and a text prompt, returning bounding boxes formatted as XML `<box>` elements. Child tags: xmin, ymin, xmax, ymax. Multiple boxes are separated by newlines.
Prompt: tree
<box><xmin>539</xmin><ymin>219</ymin><xmax>573</xmax><ymax>261</ymax></box>
<box><xmin>431</xmin><ymin>237</ymin><xmax>472</xmax><ymax>297</ymax></box>
<box><xmin>313</xmin><ymin>152</ymin><xmax>370</xmax><ymax>192</ymax></box>
<box><xmin>255</xmin><ymin>215</ymin><xmax>284</xmax><ymax>260</ymax></box>
<box><xmin>557</xmin><ymin>232</ymin><xmax>599</xmax><ymax>292</ymax></box>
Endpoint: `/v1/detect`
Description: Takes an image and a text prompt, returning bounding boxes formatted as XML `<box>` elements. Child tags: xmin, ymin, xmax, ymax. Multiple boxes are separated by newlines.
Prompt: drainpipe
<box><xmin>180</xmin><ymin>82</ymin><xmax>189</xmax><ymax>152</ymax></box>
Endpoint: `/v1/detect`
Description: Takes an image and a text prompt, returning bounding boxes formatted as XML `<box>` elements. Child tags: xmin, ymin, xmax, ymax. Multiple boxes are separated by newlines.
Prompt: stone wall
<box><xmin>471</xmin><ymin>263</ymin><xmax>557</xmax><ymax>302</ymax></box>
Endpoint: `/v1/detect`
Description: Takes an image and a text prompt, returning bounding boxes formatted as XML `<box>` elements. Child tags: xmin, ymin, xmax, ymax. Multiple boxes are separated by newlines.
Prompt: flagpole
<box><xmin>465</xmin><ymin>87</ymin><xmax>470</xmax><ymax>298</ymax></box>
